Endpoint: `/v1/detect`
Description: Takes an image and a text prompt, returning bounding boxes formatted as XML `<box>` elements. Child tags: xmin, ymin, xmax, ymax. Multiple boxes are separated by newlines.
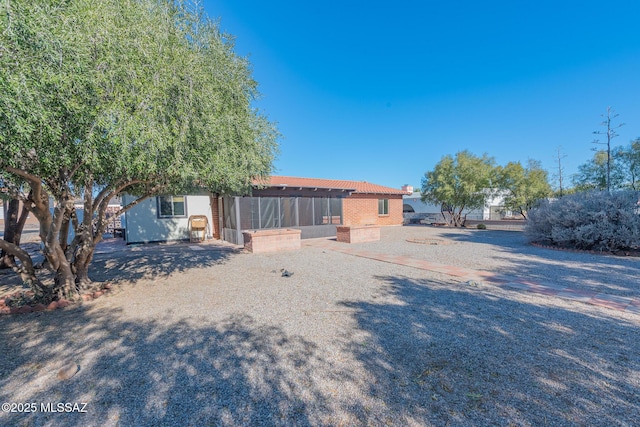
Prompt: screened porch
<box><xmin>222</xmin><ymin>196</ymin><xmax>343</xmax><ymax>244</ymax></box>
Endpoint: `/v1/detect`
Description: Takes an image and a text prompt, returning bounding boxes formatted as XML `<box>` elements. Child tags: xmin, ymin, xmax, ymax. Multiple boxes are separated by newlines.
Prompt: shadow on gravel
<box><xmin>440</xmin><ymin>231</ymin><xmax>640</xmax><ymax>296</ymax></box>
<box><xmin>340</xmin><ymin>275</ymin><xmax>640</xmax><ymax>426</ymax></box>
<box><xmin>491</xmin><ymin>251</ymin><xmax>640</xmax><ymax>297</ymax></box>
<box><xmin>0</xmin><ymin>243</ymin><xmax>239</xmax><ymax>296</ymax></box>
<box><xmin>88</xmin><ymin>245</ymin><xmax>239</xmax><ymax>284</ymax></box>
<box><xmin>439</xmin><ymin>229</ymin><xmax>532</xmax><ymax>252</ymax></box>
<box><xmin>0</xmin><ymin>307</ymin><xmax>345</xmax><ymax>426</ymax></box>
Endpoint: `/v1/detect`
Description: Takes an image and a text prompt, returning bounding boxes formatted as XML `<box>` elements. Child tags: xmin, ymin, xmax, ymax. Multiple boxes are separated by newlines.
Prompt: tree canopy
<box><xmin>616</xmin><ymin>139</ymin><xmax>640</xmax><ymax>190</ymax></box>
<box><xmin>572</xmin><ymin>140</ymin><xmax>640</xmax><ymax>192</ymax></box>
<box><xmin>496</xmin><ymin>160</ymin><xmax>552</xmax><ymax>219</ymax></box>
<box><xmin>572</xmin><ymin>151</ymin><xmax>621</xmax><ymax>191</ymax></box>
<box><xmin>0</xmin><ymin>0</ymin><xmax>278</xmax><ymax>300</ymax></box>
<box><xmin>421</xmin><ymin>151</ymin><xmax>496</xmax><ymax>226</ymax></box>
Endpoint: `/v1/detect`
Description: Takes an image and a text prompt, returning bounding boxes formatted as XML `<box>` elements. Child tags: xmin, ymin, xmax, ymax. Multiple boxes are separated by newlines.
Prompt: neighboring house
<box><xmin>73</xmin><ymin>196</ymin><xmax>124</xmax><ymax>238</ymax></box>
<box><xmin>402</xmin><ymin>189</ymin><xmax>510</xmax><ymax>223</ymax></box>
<box><xmin>123</xmin><ymin>176</ymin><xmax>410</xmax><ymax>244</ymax></box>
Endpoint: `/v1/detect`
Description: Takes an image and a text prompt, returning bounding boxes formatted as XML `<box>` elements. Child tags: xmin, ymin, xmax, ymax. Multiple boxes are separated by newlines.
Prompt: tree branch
<box><xmin>4</xmin><ymin>167</ymin><xmax>48</xmax><ymax>212</ymax></box>
<box><xmin>4</xmin><ymin>167</ymin><xmax>41</xmax><ymax>184</ymax></box>
<box><xmin>91</xmin><ymin>181</ymin><xmax>165</xmax><ymax>244</ymax></box>
<box><xmin>0</xmin><ymin>238</ymin><xmax>40</xmax><ymax>287</ymax></box>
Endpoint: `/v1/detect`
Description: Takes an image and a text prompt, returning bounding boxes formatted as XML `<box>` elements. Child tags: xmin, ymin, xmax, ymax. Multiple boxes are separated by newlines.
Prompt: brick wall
<box><xmin>342</xmin><ymin>194</ymin><xmax>403</xmax><ymax>226</ymax></box>
<box><xmin>336</xmin><ymin>225</ymin><xmax>380</xmax><ymax>243</ymax></box>
<box><xmin>243</xmin><ymin>229</ymin><xmax>301</xmax><ymax>253</ymax></box>
<box><xmin>213</xmin><ymin>192</ymin><xmax>405</xmax><ymax>243</ymax></box>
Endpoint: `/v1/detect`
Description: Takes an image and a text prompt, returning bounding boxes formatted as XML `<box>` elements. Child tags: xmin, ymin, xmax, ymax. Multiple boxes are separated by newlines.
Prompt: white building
<box><xmin>402</xmin><ymin>189</ymin><xmax>510</xmax><ymax>223</ymax></box>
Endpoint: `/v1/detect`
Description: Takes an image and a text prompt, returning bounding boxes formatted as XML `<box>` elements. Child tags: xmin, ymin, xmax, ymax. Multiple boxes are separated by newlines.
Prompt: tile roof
<box><xmin>255</xmin><ymin>176</ymin><xmax>410</xmax><ymax>195</ymax></box>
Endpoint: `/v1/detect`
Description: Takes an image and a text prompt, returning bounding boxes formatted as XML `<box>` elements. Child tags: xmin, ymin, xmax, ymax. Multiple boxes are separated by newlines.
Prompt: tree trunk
<box><xmin>444</xmin><ymin>205</ymin><xmax>463</xmax><ymax>227</ymax></box>
<box><xmin>452</xmin><ymin>213</ymin><xmax>463</xmax><ymax>227</ymax></box>
<box><xmin>59</xmin><ymin>209</ymin><xmax>72</xmax><ymax>253</ymax></box>
<box><xmin>51</xmin><ymin>243</ymin><xmax>78</xmax><ymax>299</ymax></box>
<box><xmin>0</xmin><ymin>239</ymin><xmax>40</xmax><ymax>292</ymax></box>
<box><xmin>73</xmin><ymin>231</ymin><xmax>96</xmax><ymax>289</ymax></box>
<box><xmin>32</xmin><ymin>194</ymin><xmax>78</xmax><ymax>300</ymax></box>
<box><xmin>1</xmin><ymin>199</ymin><xmax>29</xmax><ymax>269</ymax></box>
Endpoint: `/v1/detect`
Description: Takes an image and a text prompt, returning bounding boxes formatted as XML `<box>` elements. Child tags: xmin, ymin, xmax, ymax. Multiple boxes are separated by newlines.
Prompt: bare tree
<box><xmin>554</xmin><ymin>146</ymin><xmax>567</xmax><ymax>196</ymax></box>
<box><xmin>592</xmin><ymin>107</ymin><xmax>624</xmax><ymax>193</ymax></box>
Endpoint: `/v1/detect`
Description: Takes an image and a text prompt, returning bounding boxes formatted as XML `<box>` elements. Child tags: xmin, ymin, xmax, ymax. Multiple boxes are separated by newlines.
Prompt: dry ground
<box><xmin>0</xmin><ymin>226</ymin><xmax>638</xmax><ymax>426</ymax></box>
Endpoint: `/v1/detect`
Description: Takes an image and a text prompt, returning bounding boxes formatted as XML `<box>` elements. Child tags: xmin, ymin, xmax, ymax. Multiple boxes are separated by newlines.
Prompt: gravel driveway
<box><xmin>0</xmin><ymin>226</ymin><xmax>638</xmax><ymax>426</ymax></box>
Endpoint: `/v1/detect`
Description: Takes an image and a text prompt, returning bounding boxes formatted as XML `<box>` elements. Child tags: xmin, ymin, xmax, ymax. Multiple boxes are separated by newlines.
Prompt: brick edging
<box><xmin>0</xmin><ymin>284</ymin><xmax>113</xmax><ymax>316</ymax></box>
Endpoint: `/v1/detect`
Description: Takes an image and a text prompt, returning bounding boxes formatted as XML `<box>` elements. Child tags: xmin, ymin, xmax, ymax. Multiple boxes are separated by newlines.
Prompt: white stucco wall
<box><xmin>402</xmin><ymin>195</ymin><xmax>484</xmax><ymax>220</ymax></box>
<box><xmin>123</xmin><ymin>194</ymin><xmax>212</xmax><ymax>244</ymax></box>
<box><xmin>403</xmin><ymin>190</ymin><xmax>513</xmax><ymax>221</ymax></box>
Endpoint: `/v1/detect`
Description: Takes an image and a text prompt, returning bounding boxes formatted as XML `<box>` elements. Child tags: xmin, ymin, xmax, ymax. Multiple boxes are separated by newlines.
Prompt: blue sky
<box><xmin>204</xmin><ymin>1</ymin><xmax>640</xmax><ymax>190</ymax></box>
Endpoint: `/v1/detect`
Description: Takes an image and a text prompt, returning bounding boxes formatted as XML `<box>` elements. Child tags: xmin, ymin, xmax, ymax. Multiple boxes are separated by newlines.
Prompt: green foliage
<box><xmin>422</xmin><ymin>152</ymin><xmax>554</xmax><ymax>225</ymax></box>
<box><xmin>496</xmin><ymin>160</ymin><xmax>552</xmax><ymax>219</ymax></box>
<box><xmin>616</xmin><ymin>139</ymin><xmax>640</xmax><ymax>190</ymax></box>
<box><xmin>476</xmin><ymin>223</ymin><xmax>487</xmax><ymax>230</ymax></box>
<box><xmin>0</xmin><ymin>0</ymin><xmax>278</xmax><ymax>195</ymax></box>
<box><xmin>421</xmin><ymin>151</ymin><xmax>495</xmax><ymax>226</ymax></box>
<box><xmin>572</xmin><ymin>140</ymin><xmax>640</xmax><ymax>192</ymax></box>
<box><xmin>572</xmin><ymin>151</ymin><xmax>622</xmax><ymax>192</ymax></box>
<box><xmin>0</xmin><ymin>0</ymin><xmax>279</xmax><ymax>296</ymax></box>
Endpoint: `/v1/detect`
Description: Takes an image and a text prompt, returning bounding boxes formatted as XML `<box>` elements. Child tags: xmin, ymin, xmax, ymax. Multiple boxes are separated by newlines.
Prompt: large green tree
<box><xmin>616</xmin><ymin>139</ymin><xmax>640</xmax><ymax>190</ymax></box>
<box><xmin>496</xmin><ymin>160</ymin><xmax>552</xmax><ymax>219</ymax></box>
<box><xmin>0</xmin><ymin>0</ymin><xmax>278</xmax><ymax>300</ymax></box>
<box><xmin>421</xmin><ymin>151</ymin><xmax>495</xmax><ymax>227</ymax></box>
<box><xmin>572</xmin><ymin>145</ymin><xmax>638</xmax><ymax>192</ymax></box>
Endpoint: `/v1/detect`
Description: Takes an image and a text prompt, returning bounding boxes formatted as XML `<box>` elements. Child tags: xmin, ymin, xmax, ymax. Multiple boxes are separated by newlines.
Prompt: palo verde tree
<box><xmin>0</xmin><ymin>0</ymin><xmax>278</xmax><ymax>301</ymax></box>
<box><xmin>421</xmin><ymin>151</ymin><xmax>495</xmax><ymax>227</ymax></box>
<box><xmin>496</xmin><ymin>160</ymin><xmax>552</xmax><ymax>219</ymax></box>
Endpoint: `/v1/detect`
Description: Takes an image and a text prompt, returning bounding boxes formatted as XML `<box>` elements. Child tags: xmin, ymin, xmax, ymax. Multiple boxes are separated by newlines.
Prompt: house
<box><xmin>123</xmin><ymin>176</ymin><xmax>410</xmax><ymax>244</ymax></box>
<box><xmin>402</xmin><ymin>189</ymin><xmax>510</xmax><ymax>224</ymax></box>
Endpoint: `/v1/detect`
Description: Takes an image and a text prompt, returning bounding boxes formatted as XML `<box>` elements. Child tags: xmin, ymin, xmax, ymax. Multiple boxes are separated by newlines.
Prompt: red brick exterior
<box><xmin>211</xmin><ymin>184</ymin><xmax>406</xmax><ymax>243</ymax></box>
<box><xmin>342</xmin><ymin>194</ymin><xmax>403</xmax><ymax>226</ymax></box>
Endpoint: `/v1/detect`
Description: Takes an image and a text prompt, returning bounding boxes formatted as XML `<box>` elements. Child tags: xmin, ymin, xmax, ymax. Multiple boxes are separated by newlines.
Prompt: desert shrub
<box><xmin>526</xmin><ymin>190</ymin><xmax>640</xmax><ymax>252</ymax></box>
<box><xmin>477</xmin><ymin>223</ymin><xmax>487</xmax><ymax>230</ymax></box>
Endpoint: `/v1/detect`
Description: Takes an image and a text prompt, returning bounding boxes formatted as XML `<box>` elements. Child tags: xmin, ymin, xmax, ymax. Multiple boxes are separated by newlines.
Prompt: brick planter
<box><xmin>243</xmin><ymin>229</ymin><xmax>302</xmax><ymax>253</ymax></box>
<box><xmin>336</xmin><ymin>225</ymin><xmax>380</xmax><ymax>243</ymax></box>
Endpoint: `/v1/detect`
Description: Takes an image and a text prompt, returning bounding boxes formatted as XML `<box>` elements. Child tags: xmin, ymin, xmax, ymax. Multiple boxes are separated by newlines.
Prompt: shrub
<box><xmin>526</xmin><ymin>190</ymin><xmax>640</xmax><ymax>252</ymax></box>
<box><xmin>477</xmin><ymin>223</ymin><xmax>487</xmax><ymax>230</ymax></box>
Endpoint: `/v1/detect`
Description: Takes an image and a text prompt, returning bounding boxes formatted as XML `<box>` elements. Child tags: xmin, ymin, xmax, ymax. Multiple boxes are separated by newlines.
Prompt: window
<box><xmin>158</xmin><ymin>196</ymin><xmax>186</xmax><ymax>218</ymax></box>
<box><xmin>378</xmin><ymin>198</ymin><xmax>389</xmax><ymax>216</ymax></box>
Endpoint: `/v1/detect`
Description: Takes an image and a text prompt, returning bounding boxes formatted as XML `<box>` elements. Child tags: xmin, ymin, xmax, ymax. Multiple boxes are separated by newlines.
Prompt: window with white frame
<box><xmin>378</xmin><ymin>198</ymin><xmax>389</xmax><ymax>216</ymax></box>
<box><xmin>157</xmin><ymin>196</ymin><xmax>186</xmax><ymax>218</ymax></box>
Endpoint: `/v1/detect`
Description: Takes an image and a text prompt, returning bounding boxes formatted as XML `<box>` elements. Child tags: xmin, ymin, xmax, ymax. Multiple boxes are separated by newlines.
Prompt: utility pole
<box><xmin>592</xmin><ymin>106</ymin><xmax>624</xmax><ymax>192</ymax></box>
<box><xmin>555</xmin><ymin>146</ymin><xmax>567</xmax><ymax>196</ymax></box>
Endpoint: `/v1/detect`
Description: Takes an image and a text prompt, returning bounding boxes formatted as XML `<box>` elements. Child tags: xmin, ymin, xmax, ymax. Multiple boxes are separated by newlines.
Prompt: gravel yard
<box><xmin>0</xmin><ymin>226</ymin><xmax>639</xmax><ymax>426</ymax></box>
